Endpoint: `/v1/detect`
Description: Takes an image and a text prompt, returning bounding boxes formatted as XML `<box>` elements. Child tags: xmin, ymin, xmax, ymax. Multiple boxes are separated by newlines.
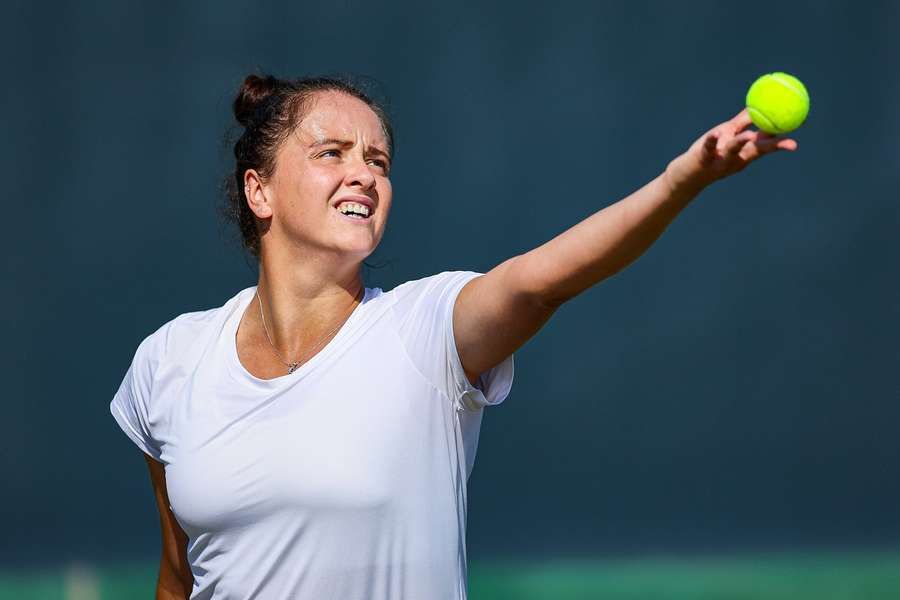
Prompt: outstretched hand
<box><xmin>664</xmin><ymin>108</ymin><xmax>799</xmax><ymax>196</ymax></box>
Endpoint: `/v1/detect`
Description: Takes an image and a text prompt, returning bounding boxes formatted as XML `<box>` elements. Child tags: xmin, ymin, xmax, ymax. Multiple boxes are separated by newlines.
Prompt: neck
<box><xmin>252</xmin><ymin>259</ymin><xmax>364</xmax><ymax>356</ymax></box>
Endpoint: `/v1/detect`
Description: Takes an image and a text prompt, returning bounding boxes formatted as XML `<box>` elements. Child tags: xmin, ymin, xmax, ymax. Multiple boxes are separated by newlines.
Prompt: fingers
<box><xmin>701</xmin><ymin>127</ymin><xmax>798</xmax><ymax>171</ymax></box>
<box><xmin>740</xmin><ymin>134</ymin><xmax>799</xmax><ymax>161</ymax></box>
<box><xmin>702</xmin><ymin>131</ymin><xmax>719</xmax><ymax>155</ymax></box>
<box><xmin>730</xmin><ymin>108</ymin><xmax>799</xmax><ymax>151</ymax></box>
<box><xmin>716</xmin><ymin>131</ymin><xmax>796</xmax><ymax>162</ymax></box>
<box><xmin>775</xmin><ymin>138</ymin><xmax>799</xmax><ymax>151</ymax></box>
<box><xmin>724</xmin><ymin>131</ymin><xmax>755</xmax><ymax>157</ymax></box>
<box><xmin>732</xmin><ymin>108</ymin><xmax>754</xmax><ymax>133</ymax></box>
<box><xmin>753</xmin><ymin>133</ymin><xmax>797</xmax><ymax>152</ymax></box>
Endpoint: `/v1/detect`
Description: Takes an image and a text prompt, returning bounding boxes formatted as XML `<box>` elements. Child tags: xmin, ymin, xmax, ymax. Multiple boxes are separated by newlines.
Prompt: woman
<box><xmin>110</xmin><ymin>73</ymin><xmax>797</xmax><ymax>599</ymax></box>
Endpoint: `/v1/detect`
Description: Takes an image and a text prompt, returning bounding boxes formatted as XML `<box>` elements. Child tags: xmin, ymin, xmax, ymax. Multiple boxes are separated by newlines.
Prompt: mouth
<box><xmin>333</xmin><ymin>197</ymin><xmax>375</xmax><ymax>223</ymax></box>
<box><xmin>334</xmin><ymin>205</ymin><xmax>374</xmax><ymax>223</ymax></box>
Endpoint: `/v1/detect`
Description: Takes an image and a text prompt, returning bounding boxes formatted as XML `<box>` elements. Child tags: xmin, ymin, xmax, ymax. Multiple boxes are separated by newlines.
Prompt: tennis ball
<box><xmin>745</xmin><ymin>72</ymin><xmax>809</xmax><ymax>134</ymax></box>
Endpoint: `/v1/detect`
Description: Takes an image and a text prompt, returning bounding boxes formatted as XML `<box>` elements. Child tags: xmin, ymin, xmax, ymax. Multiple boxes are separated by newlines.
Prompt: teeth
<box><xmin>337</xmin><ymin>202</ymin><xmax>371</xmax><ymax>217</ymax></box>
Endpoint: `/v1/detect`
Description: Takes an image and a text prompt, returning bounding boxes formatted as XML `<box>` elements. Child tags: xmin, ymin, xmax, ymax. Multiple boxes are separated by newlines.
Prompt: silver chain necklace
<box><xmin>255</xmin><ymin>285</ymin><xmax>363</xmax><ymax>374</ymax></box>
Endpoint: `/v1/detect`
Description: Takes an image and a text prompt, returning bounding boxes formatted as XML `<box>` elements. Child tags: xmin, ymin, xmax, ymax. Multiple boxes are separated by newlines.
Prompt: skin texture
<box><xmin>665</xmin><ymin>107</ymin><xmax>797</xmax><ymax>195</ymax></box>
<box><xmin>451</xmin><ymin>108</ymin><xmax>798</xmax><ymax>380</ymax></box>
<box><xmin>234</xmin><ymin>89</ymin><xmax>518</xmax><ymax>386</ymax></box>
<box><xmin>237</xmin><ymin>98</ymin><xmax>799</xmax><ymax>387</ymax></box>
<box><xmin>146</xmin><ymin>99</ymin><xmax>798</xmax><ymax>594</ymax></box>
<box><xmin>237</xmin><ymin>90</ymin><xmax>393</xmax><ymax>381</ymax></box>
<box><xmin>145</xmin><ymin>453</ymin><xmax>192</xmax><ymax>598</ymax></box>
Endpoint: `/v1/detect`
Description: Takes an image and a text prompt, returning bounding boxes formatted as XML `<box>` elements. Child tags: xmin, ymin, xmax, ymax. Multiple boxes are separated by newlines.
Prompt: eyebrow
<box><xmin>310</xmin><ymin>137</ymin><xmax>391</xmax><ymax>159</ymax></box>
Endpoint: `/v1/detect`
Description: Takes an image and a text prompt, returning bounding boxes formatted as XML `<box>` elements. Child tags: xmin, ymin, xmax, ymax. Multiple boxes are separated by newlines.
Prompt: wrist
<box><xmin>664</xmin><ymin>156</ymin><xmax>709</xmax><ymax>204</ymax></box>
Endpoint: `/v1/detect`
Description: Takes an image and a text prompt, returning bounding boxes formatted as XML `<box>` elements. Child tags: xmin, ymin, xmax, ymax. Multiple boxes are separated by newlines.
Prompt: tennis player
<box><xmin>110</xmin><ymin>73</ymin><xmax>796</xmax><ymax>599</ymax></box>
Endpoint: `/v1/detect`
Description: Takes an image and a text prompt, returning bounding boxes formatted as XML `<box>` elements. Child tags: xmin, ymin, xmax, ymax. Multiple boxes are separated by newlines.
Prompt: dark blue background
<box><xmin>5</xmin><ymin>0</ymin><xmax>898</xmax><ymax>567</ymax></box>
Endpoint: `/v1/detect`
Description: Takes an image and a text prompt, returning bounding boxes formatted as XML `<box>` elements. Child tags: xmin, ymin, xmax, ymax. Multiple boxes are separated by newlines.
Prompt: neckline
<box><xmin>227</xmin><ymin>285</ymin><xmax>371</xmax><ymax>389</ymax></box>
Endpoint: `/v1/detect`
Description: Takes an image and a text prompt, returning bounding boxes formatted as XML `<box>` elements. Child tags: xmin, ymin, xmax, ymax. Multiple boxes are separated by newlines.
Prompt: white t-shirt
<box><xmin>109</xmin><ymin>270</ymin><xmax>515</xmax><ymax>600</ymax></box>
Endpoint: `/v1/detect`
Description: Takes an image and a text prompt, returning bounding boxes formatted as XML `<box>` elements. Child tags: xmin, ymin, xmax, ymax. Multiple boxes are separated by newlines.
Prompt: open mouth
<box><xmin>334</xmin><ymin>202</ymin><xmax>373</xmax><ymax>222</ymax></box>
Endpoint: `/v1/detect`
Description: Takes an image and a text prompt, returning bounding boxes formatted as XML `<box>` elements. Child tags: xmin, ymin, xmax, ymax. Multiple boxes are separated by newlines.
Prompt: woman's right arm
<box><xmin>144</xmin><ymin>453</ymin><xmax>193</xmax><ymax>599</ymax></box>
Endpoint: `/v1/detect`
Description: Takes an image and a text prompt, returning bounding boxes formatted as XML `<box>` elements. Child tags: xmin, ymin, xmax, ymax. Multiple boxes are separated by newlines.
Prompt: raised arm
<box><xmin>454</xmin><ymin>108</ymin><xmax>798</xmax><ymax>382</ymax></box>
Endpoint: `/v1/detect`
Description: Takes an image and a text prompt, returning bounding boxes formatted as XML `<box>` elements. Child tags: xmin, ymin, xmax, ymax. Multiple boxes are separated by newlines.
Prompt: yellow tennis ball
<box><xmin>745</xmin><ymin>72</ymin><xmax>810</xmax><ymax>134</ymax></box>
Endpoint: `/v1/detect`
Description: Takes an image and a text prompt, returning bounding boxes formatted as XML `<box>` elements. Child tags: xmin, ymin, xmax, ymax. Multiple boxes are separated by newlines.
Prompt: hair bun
<box><xmin>233</xmin><ymin>74</ymin><xmax>282</xmax><ymax>127</ymax></box>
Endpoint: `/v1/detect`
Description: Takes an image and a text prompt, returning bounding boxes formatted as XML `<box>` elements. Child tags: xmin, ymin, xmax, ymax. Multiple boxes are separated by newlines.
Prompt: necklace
<box><xmin>256</xmin><ymin>284</ymin><xmax>363</xmax><ymax>374</ymax></box>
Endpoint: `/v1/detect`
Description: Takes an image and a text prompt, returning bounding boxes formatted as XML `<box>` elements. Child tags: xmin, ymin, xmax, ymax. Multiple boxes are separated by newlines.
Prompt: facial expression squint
<box><xmin>259</xmin><ymin>90</ymin><xmax>393</xmax><ymax>260</ymax></box>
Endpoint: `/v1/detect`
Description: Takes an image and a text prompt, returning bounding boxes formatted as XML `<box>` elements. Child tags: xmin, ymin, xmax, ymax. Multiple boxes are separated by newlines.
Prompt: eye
<box><xmin>319</xmin><ymin>149</ymin><xmax>341</xmax><ymax>158</ymax></box>
<box><xmin>368</xmin><ymin>159</ymin><xmax>388</xmax><ymax>169</ymax></box>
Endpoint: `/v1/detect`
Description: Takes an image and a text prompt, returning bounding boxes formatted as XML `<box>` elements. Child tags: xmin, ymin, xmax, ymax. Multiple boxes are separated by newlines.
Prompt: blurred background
<box><xmin>4</xmin><ymin>0</ymin><xmax>899</xmax><ymax>598</ymax></box>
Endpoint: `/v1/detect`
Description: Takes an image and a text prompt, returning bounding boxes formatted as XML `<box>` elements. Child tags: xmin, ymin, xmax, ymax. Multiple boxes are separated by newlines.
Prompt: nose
<box><xmin>343</xmin><ymin>152</ymin><xmax>376</xmax><ymax>190</ymax></box>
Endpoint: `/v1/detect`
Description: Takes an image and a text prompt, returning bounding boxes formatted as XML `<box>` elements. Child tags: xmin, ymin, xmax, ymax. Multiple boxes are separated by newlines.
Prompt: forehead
<box><xmin>294</xmin><ymin>91</ymin><xmax>387</xmax><ymax>148</ymax></box>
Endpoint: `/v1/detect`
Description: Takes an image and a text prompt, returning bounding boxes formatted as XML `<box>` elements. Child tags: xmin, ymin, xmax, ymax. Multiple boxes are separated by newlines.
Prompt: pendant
<box><xmin>288</xmin><ymin>362</ymin><xmax>301</xmax><ymax>374</ymax></box>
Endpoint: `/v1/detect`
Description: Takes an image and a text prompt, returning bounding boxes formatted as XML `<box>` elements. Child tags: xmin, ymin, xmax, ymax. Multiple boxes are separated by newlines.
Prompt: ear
<box><xmin>243</xmin><ymin>169</ymin><xmax>273</xmax><ymax>219</ymax></box>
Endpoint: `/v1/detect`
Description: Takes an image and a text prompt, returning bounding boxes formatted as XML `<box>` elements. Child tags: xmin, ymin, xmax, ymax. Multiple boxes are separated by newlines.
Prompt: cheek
<box><xmin>378</xmin><ymin>179</ymin><xmax>393</xmax><ymax>206</ymax></box>
<box><xmin>285</xmin><ymin>170</ymin><xmax>339</xmax><ymax>208</ymax></box>
<box><xmin>308</xmin><ymin>168</ymin><xmax>343</xmax><ymax>192</ymax></box>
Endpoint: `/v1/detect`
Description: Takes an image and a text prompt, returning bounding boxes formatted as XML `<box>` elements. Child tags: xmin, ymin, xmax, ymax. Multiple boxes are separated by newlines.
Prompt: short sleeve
<box><xmin>391</xmin><ymin>270</ymin><xmax>515</xmax><ymax>412</ymax></box>
<box><xmin>109</xmin><ymin>325</ymin><xmax>168</xmax><ymax>461</ymax></box>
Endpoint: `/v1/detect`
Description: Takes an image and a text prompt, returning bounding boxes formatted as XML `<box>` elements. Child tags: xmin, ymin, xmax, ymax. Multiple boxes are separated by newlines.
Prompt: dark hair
<box><xmin>219</xmin><ymin>72</ymin><xmax>395</xmax><ymax>262</ymax></box>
